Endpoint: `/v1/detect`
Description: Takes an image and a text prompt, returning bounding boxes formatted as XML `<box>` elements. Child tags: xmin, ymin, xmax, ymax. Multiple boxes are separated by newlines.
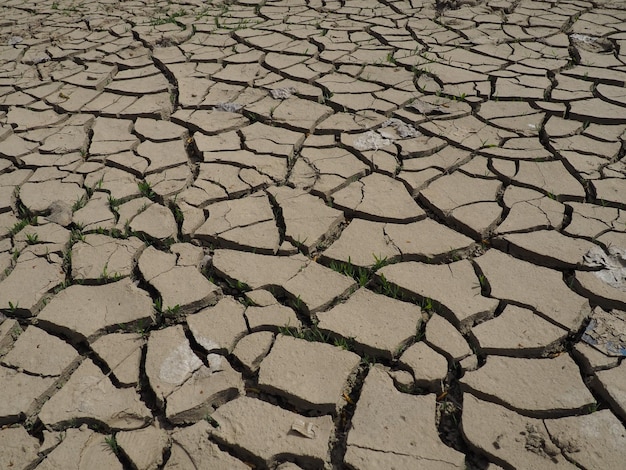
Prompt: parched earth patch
<box><xmin>0</xmin><ymin>0</ymin><xmax>625</xmax><ymax>469</ymax></box>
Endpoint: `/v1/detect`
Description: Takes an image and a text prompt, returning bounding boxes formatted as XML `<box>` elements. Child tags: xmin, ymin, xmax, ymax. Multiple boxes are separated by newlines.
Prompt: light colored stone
<box><xmin>1</xmin><ymin>326</ymin><xmax>77</xmax><ymax>377</ymax></box>
<box><xmin>194</xmin><ymin>192</ymin><xmax>279</xmax><ymax>254</ymax></box>
<box><xmin>420</xmin><ymin>171</ymin><xmax>502</xmax><ymax>214</ymax></box>
<box><xmin>209</xmin><ymin>396</ymin><xmax>334</xmax><ymax>466</ymax></box>
<box><xmin>268</xmin><ymin>186</ymin><xmax>344</xmax><ymax>252</ymax></box>
<box><xmin>170</xmin><ymin>242</ymin><xmax>205</xmax><ymax>267</ymax></box>
<box><xmin>36</xmin><ymin>426</ymin><xmax>123</xmax><ymax>469</ymax></box>
<box><xmin>575</xmin><ymin>269</ymin><xmax>626</xmax><ymax>312</ymax></box>
<box><xmin>85</xmin><ymin>167</ymin><xmax>140</xmax><ymax>201</ymax></box>
<box><xmin>145</xmin><ymin>325</ymin><xmax>202</xmax><ymax>407</ymax></box>
<box><xmin>0</xmin><ymin>426</ymin><xmax>40</xmax><ymax>470</ymax></box>
<box><xmin>425</xmin><ymin>314</ymin><xmax>472</xmax><ymax>362</ymax></box>
<box><xmin>150</xmin><ymin>265</ymin><xmax>220</xmax><ymax>314</ymax></box>
<box><xmin>244</xmin><ymin>303</ymin><xmax>301</xmax><ymax>331</ymax></box>
<box><xmin>37</xmin><ymin>278</ymin><xmax>154</xmax><ymax>342</ymax></box>
<box><xmin>14</xmin><ymin>222</ymin><xmax>70</xmax><ymax>256</ymax></box>
<box><xmin>129</xmin><ymin>203</ymin><xmax>177</xmax><ymax>241</ymax></box>
<box><xmin>165</xmin><ymin>420</ymin><xmax>249</xmax><ymax>470</ymax></box>
<box><xmin>212</xmin><ymin>249</ymin><xmax>307</xmax><ymax>290</ymax></box>
<box><xmin>134</xmin><ymin>117</ymin><xmax>188</xmax><ymax>142</ymax></box>
<box><xmin>384</xmin><ymin>218</ymin><xmax>475</xmax><ymax>261</ymax></box>
<box><xmin>258</xmin><ymin>335</ymin><xmax>360</xmax><ymax>413</ymax></box>
<box><xmin>497</xmin><ymin>186</ymin><xmax>565</xmax><ymax>233</ymax></box>
<box><xmin>546</xmin><ymin>410</ymin><xmax>626</xmax><ymax>469</ymax></box>
<box><xmin>233</xmin><ymin>331</ymin><xmax>274</xmax><ymax>374</ymax></box>
<box><xmin>475</xmin><ymin>249</ymin><xmax>590</xmax><ymax>332</ymax></box>
<box><xmin>346</xmin><ymin>366</ymin><xmax>465</xmax><ymax>469</ymax></box>
<box><xmin>497</xmin><ymin>230</ymin><xmax>597</xmax><ymax>269</ymax></box>
<box><xmin>322</xmin><ymin>219</ymin><xmax>400</xmax><ymax>267</ymax></box>
<box><xmin>282</xmin><ymin>261</ymin><xmax>356</xmax><ymax>314</ymax></box>
<box><xmin>461</xmin><ymin>355</ymin><xmax>595</xmax><ymax>417</ymax></box>
<box><xmin>137</xmin><ymin>140</ymin><xmax>188</xmax><ymax>175</ymax></box>
<box><xmin>72</xmin><ymin>191</ymin><xmax>116</xmax><ymax>232</ymax></box>
<box><xmin>378</xmin><ymin>260</ymin><xmax>499</xmax><ymax>330</ymax></box>
<box><xmin>513</xmin><ymin>160</ymin><xmax>585</xmax><ymax>199</ymax></box>
<box><xmin>39</xmin><ymin>359</ymin><xmax>151</xmax><ymax>430</ymax></box>
<box><xmin>166</xmin><ymin>356</ymin><xmax>243</xmax><ymax>424</ymax></box>
<box><xmin>593</xmin><ymin>361</ymin><xmax>626</xmax><ymax>421</ymax></box>
<box><xmin>317</xmin><ymin>288</ymin><xmax>422</xmax><ymax>359</ymax></box>
<box><xmin>0</xmin><ymin>252</ymin><xmax>64</xmax><ymax>316</ymax></box>
<box><xmin>91</xmin><ymin>332</ymin><xmax>144</xmax><ymax>386</ymax></box>
<box><xmin>114</xmin><ymin>197</ymin><xmax>153</xmax><ymax>231</ymax></box>
<box><xmin>117</xmin><ymin>424</ymin><xmax>169</xmax><ymax>470</ymax></box>
<box><xmin>291</xmin><ymin>147</ymin><xmax>369</xmax><ymax>197</ymax></box>
<box><xmin>572</xmin><ymin>342</ymin><xmax>620</xmax><ymax>373</ymax></box>
<box><xmin>187</xmin><ymin>297</ymin><xmax>248</xmax><ymax>354</ymax></box>
<box><xmin>399</xmin><ymin>342</ymin><xmax>448</xmax><ymax>392</ymax></box>
<box><xmin>332</xmin><ymin>173</ymin><xmax>426</xmax><ymax>222</ymax></box>
<box><xmin>0</xmin><ymin>365</ymin><xmax>54</xmax><ymax>423</ymax></box>
<box><xmin>472</xmin><ymin>305</ymin><xmax>567</xmax><ymax>357</ymax></box>
<box><xmin>451</xmin><ymin>201</ymin><xmax>503</xmax><ymax>238</ymax></box>
<box><xmin>19</xmin><ymin>180</ymin><xmax>85</xmax><ymax>215</ymax></box>
<box><xmin>71</xmin><ymin>234</ymin><xmax>143</xmax><ymax>281</ymax></box>
<box><xmin>462</xmin><ymin>394</ymin><xmax>577</xmax><ymax>469</ymax></box>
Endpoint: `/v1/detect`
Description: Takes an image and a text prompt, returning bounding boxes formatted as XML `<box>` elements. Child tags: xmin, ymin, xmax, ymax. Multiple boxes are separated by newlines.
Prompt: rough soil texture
<box><xmin>0</xmin><ymin>0</ymin><xmax>625</xmax><ymax>469</ymax></box>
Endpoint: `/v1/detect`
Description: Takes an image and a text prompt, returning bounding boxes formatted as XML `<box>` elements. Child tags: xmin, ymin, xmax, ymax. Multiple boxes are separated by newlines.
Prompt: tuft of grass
<box><xmin>329</xmin><ymin>257</ymin><xmax>370</xmax><ymax>287</ymax></box>
<box><xmin>333</xmin><ymin>336</ymin><xmax>355</xmax><ymax>351</ymax></box>
<box><xmin>9</xmin><ymin>219</ymin><xmax>29</xmax><ymax>236</ymax></box>
<box><xmin>376</xmin><ymin>273</ymin><xmax>401</xmax><ymax>299</ymax></box>
<box><xmin>104</xmin><ymin>435</ymin><xmax>119</xmax><ymax>455</ymax></box>
<box><xmin>421</xmin><ymin>297</ymin><xmax>435</xmax><ymax>312</ymax></box>
<box><xmin>72</xmin><ymin>195</ymin><xmax>88</xmax><ymax>212</ymax></box>
<box><xmin>278</xmin><ymin>325</ymin><xmax>330</xmax><ymax>343</ymax></box>
<box><xmin>25</xmin><ymin>232</ymin><xmax>39</xmax><ymax>245</ymax></box>
<box><xmin>138</xmin><ymin>181</ymin><xmax>156</xmax><ymax>200</ymax></box>
<box><xmin>164</xmin><ymin>304</ymin><xmax>181</xmax><ymax>317</ymax></box>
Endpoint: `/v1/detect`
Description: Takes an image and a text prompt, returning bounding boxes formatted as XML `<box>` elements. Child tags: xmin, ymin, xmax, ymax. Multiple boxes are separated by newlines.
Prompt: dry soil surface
<box><xmin>0</xmin><ymin>0</ymin><xmax>625</xmax><ymax>469</ymax></box>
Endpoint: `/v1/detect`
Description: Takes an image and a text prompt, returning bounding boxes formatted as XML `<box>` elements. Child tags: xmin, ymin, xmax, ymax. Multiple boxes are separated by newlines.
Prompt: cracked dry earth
<box><xmin>1</xmin><ymin>0</ymin><xmax>626</xmax><ymax>469</ymax></box>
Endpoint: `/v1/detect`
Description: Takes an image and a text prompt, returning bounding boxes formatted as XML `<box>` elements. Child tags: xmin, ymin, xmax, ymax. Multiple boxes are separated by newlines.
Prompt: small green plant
<box><xmin>150</xmin><ymin>8</ymin><xmax>187</xmax><ymax>26</ymax></box>
<box><xmin>8</xmin><ymin>301</ymin><xmax>19</xmax><ymax>313</ymax></box>
<box><xmin>289</xmin><ymin>295</ymin><xmax>304</xmax><ymax>311</ymax></box>
<box><xmin>72</xmin><ymin>195</ymin><xmax>87</xmax><ymax>212</ymax></box>
<box><xmin>372</xmin><ymin>254</ymin><xmax>389</xmax><ymax>271</ymax></box>
<box><xmin>361</xmin><ymin>354</ymin><xmax>376</xmax><ymax>367</ymax></box>
<box><xmin>421</xmin><ymin>297</ymin><xmax>435</xmax><ymax>312</ymax></box>
<box><xmin>154</xmin><ymin>297</ymin><xmax>163</xmax><ymax>313</ymax></box>
<box><xmin>25</xmin><ymin>232</ymin><xmax>39</xmax><ymax>245</ymax></box>
<box><xmin>377</xmin><ymin>274</ymin><xmax>400</xmax><ymax>299</ymax></box>
<box><xmin>108</xmin><ymin>196</ymin><xmax>121</xmax><ymax>212</ymax></box>
<box><xmin>9</xmin><ymin>219</ymin><xmax>29</xmax><ymax>236</ymax></box>
<box><xmin>334</xmin><ymin>336</ymin><xmax>355</xmax><ymax>351</ymax></box>
<box><xmin>205</xmin><ymin>416</ymin><xmax>220</xmax><ymax>428</ymax></box>
<box><xmin>164</xmin><ymin>304</ymin><xmax>181</xmax><ymax>316</ymax></box>
<box><xmin>279</xmin><ymin>326</ymin><xmax>330</xmax><ymax>343</ymax></box>
<box><xmin>170</xmin><ymin>203</ymin><xmax>183</xmax><ymax>224</ymax></box>
<box><xmin>138</xmin><ymin>181</ymin><xmax>156</xmax><ymax>200</ymax></box>
<box><xmin>104</xmin><ymin>435</ymin><xmax>119</xmax><ymax>455</ymax></box>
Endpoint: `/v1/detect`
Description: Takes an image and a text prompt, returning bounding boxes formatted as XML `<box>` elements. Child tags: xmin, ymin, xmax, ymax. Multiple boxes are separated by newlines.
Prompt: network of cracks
<box><xmin>0</xmin><ymin>0</ymin><xmax>625</xmax><ymax>469</ymax></box>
